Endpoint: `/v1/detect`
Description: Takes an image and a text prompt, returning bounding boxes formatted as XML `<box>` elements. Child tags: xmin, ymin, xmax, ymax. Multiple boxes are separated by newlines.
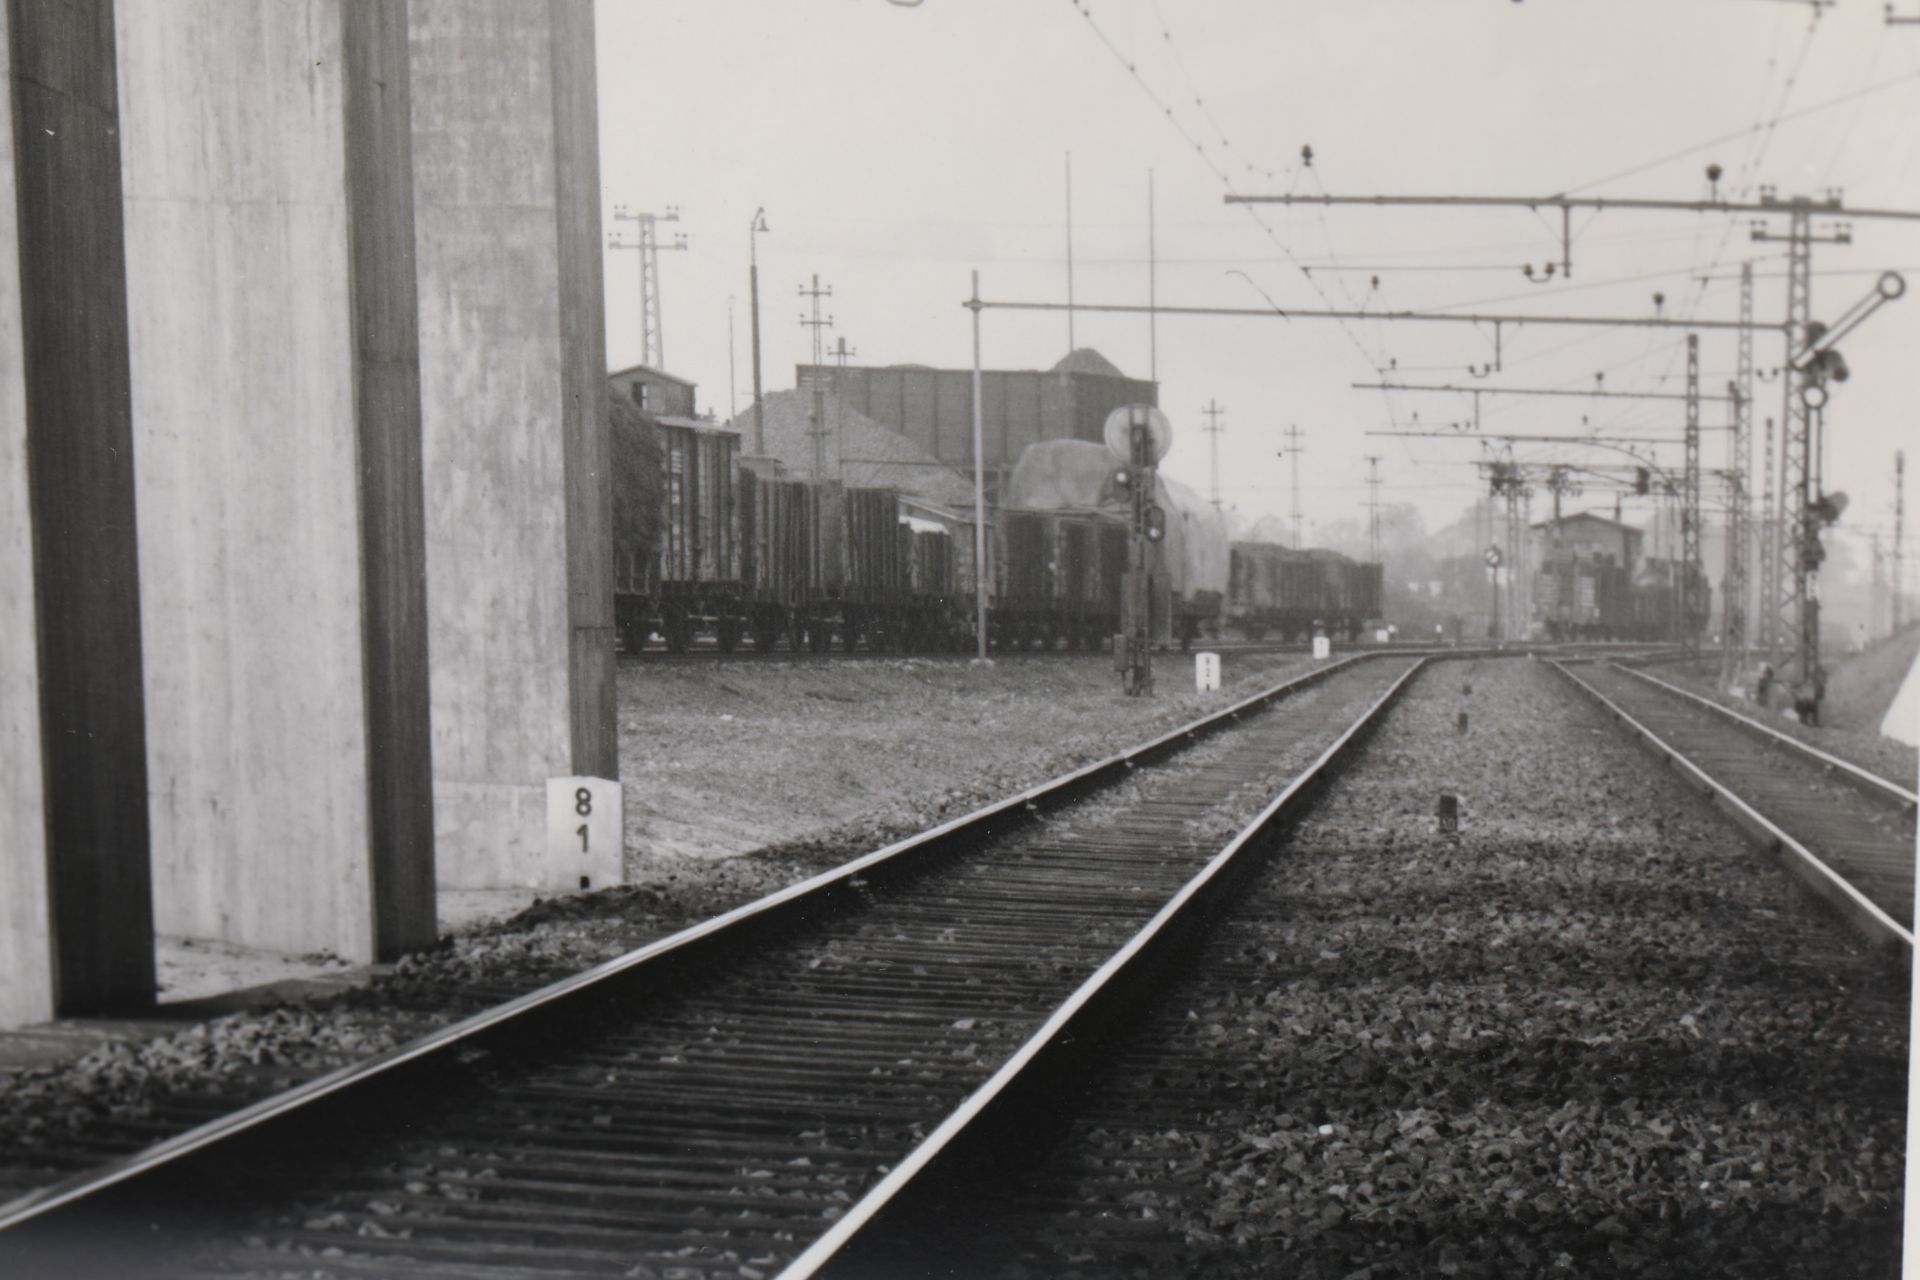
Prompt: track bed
<box><xmin>4</xmin><ymin>660</ymin><xmax>1421</xmax><ymax>1279</ymax></box>
<box><xmin>845</xmin><ymin>659</ymin><xmax>1907</xmax><ymax>1280</ymax></box>
<box><xmin>1566</xmin><ymin>661</ymin><xmax>1915</xmax><ymax>933</ymax></box>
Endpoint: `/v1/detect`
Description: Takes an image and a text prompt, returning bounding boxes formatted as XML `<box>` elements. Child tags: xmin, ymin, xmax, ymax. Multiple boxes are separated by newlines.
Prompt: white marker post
<box><xmin>547</xmin><ymin>776</ymin><xmax>623</xmax><ymax>892</ymax></box>
<box><xmin>1312</xmin><ymin>631</ymin><xmax>1332</xmax><ymax>660</ymax></box>
<box><xmin>1194</xmin><ymin>651</ymin><xmax>1221</xmax><ymax>692</ymax></box>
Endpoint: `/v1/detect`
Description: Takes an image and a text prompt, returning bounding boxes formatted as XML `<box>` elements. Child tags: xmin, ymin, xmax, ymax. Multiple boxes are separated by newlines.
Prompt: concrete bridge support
<box><xmin>116</xmin><ymin>1</ymin><xmax>436</xmax><ymax>964</ymax></box>
<box><xmin>1</xmin><ymin>0</ymin><xmax>615</xmax><ymax>1028</ymax></box>
<box><xmin>410</xmin><ymin>0</ymin><xmax>618</xmax><ymax>892</ymax></box>
<box><xmin>3</xmin><ymin>0</ymin><xmax>155</xmax><ymax>1022</ymax></box>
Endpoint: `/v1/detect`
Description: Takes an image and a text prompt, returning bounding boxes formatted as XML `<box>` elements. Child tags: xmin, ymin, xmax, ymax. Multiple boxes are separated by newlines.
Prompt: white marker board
<box><xmin>547</xmin><ymin>776</ymin><xmax>623</xmax><ymax>890</ymax></box>
<box><xmin>1194</xmin><ymin>651</ymin><xmax>1221</xmax><ymax>692</ymax></box>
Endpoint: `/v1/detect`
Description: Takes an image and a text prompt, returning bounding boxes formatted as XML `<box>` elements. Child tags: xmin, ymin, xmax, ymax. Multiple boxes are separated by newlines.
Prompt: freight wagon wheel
<box><xmin>753</xmin><ymin>612</ymin><xmax>781</xmax><ymax>653</ymax></box>
<box><xmin>662</xmin><ymin>607</ymin><xmax>692</xmax><ymax>654</ymax></box>
<box><xmin>716</xmin><ymin>618</ymin><xmax>741</xmax><ymax>654</ymax></box>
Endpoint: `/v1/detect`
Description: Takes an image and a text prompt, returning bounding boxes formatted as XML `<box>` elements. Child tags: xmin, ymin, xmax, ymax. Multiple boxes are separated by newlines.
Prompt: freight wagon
<box><xmin>1226</xmin><ymin>543</ymin><xmax>1380</xmax><ymax>641</ymax></box>
<box><xmin>1530</xmin><ymin>558</ymin><xmax>1633</xmax><ymax>641</ymax></box>
<box><xmin>1530</xmin><ymin>554</ymin><xmax>1704</xmax><ymax>643</ymax></box>
<box><xmin>992</xmin><ymin>510</ymin><xmax>1128</xmax><ymax>650</ymax></box>
<box><xmin>613</xmin><ymin>409</ymin><xmax>749</xmax><ymax>653</ymax></box>
<box><xmin>613</xmin><ymin>393</ymin><xmax>1384</xmax><ymax>655</ymax></box>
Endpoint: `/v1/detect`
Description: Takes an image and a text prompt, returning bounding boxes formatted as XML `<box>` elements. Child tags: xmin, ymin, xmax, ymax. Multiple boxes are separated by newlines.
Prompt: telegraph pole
<box><xmin>830</xmin><ymin>335</ymin><xmax>857</xmax><ymax>483</ymax></box>
<box><xmin>798</xmin><ymin>275</ymin><xmax>835</xmax><ymax>483</ymax></box>
<box><xmin>1147</xmin><ymin>169</ymin><xmax>1158</xmax><ymax>383</ymax></box>
<box><xmin>1760</xmin><ymin>414</ymin><xmax>1778</xmax><ymax>661</ymax></box>
<box><xmin>1896</xmin><ymin>450</ymin><xmax>1909</xmax><ymax>632</ymax></box>
<box><xmin>1065</xmin><ymin>152</ymin><xmax>1076</xmax><ymax>353</ymax></box>
<box><xmin>1873</xmin><ymin>534</ymin><xmax>1889</xmax><ymax>640</ymax></box>
<box><xmin>1282</xmin><ymin>425</ymin><xmax>1305</xmax><ymax>548</ymax></box>
<box><xmin>1364</xmin><ymin>455</ymin><xmax>1384</xmax><ymax>566</ymax></box>
<box><xmin>608</xmin><ymin>205</ymin><xmax>688</xmax><ymax>369</ymax></box>
<box><xmin>1683</xmin><ymin>333</ymin><xmax>1702</xmax><ymax>655</ymax></box>
<box><xmin>749</xmin><ymin>208</ymin><xmax>770</xmax><ymax>454</ymax></box>
<box><xmin>1202</xmin><ymin>400</ymin><xmax>1226</xmax><ymax>510</ymax></box>
<box><xmin>1723</xmin><ymin>263</ymin><xmax>1754</xmax><ymax>678</ymax></box>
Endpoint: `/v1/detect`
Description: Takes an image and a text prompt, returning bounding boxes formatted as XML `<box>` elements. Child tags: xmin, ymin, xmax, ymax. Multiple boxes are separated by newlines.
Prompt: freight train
<box><xmin>611</xmin><ymin>398</ymin><xmax>1382</xmax><ymax>653</ymax></box>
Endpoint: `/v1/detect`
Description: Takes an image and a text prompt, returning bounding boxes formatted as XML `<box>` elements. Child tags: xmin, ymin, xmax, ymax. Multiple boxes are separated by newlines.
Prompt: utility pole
<box><xmin>1487</xmin><ymin>461</ymin><xmax>1532</xmax><ymax>643</ymax></box>
<box><xmin>1201</xmin><ymin>400</ymin><xmax>1226</xmax><ymax>510</ymax></box>
<box><xmin>727</xmin><ymin>296</ymin><xmax>738</xmax><ymax>423</ymax></box>
<box><xmin>1545</xmin><ymin>464</ymin><xmax>1577</xmax><ymax>523</ymax></box>
<box><xmin>1873</xmin><ymin>533</ymin><xmax>1888</xmax><ymax>640</ymax></box>
<box><xmin>1760</xmin><ymin>414</ymin><xmax>1778</xmax><ymax>661</ymax></box>
<box><xmin>1282</xmin><ymin>425</ymin><xmax>1305</xmax><ymax>548</ymax></box>
<box><xmin>830</xmin><ymin>335</ymin><xmax>857</xmax><ymax>483</ymax></box>
<box><xmin>749</xmin><ymin>208</ymin><xmax>770</xmax><ymax>454</ymax></box>
<box><xmin>798</xmin><ymin>274</ymin><xmax>834</xmax><ymax>483</ymax></box>
<box><xmin>1065</xmin><ymin>152</ymin><xmax>1076</xmax><ymax>354</ymax></box>
<box><xmin>1896</xmin><ymin>450</ymin><xmax>1909</xmax><ymax>632</ymax></box>
<box><xmin>608</xmin><ymin>205</ymin><xmax>688</xmax><ymax>370</ymax></box>
<box><xmin>1147</xmin><ymin>169</ymin><xmax>1158</xmax><ymax>383</ymax></box>
<box><xmin>1683</xmin><ymin>333</ymin><xmax>1702</xmax><ymax>655</ymax></box>
<box><xmin>1723</xmin><ymin>263</ymin><xmax>1754</xmax><ymax>679</ymax></box>
<box><xmin>1364</xmin><ymin>455</ymin><xmax>1384</xmax><ymax>567</ymax></box>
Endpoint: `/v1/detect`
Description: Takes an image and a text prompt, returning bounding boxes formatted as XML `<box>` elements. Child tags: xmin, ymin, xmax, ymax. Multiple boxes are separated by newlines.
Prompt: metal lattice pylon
<box><xmin>1683</xmin><ymin>333</ymin><xmax>1702</xmax><ymax>654</ymax></box>
<box><xmin>1722</xmin><ymin>265</ymin><xmax>1753</xmax><ymax>677</ymax></box>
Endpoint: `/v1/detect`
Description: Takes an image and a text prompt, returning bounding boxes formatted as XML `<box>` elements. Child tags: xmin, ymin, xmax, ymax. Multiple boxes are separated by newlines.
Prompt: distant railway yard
<box><xmin>0</xmin><ymin>645</ymin><xmax>1909</xmax><ymax>1279</ymax></box>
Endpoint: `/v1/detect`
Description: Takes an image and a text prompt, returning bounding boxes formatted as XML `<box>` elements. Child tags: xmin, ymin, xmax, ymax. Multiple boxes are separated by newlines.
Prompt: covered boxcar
<box><xmin>612</xmin><ymin>405</ymin><xmax>748</xmax><ymax>653</ymax></box>
<box><xmin>1227</xmin><ymin>543</ymin><xmax>1380</xmax><ymax>641</ymax></box>
<box><xmin>1532</xmin><ymin>557</ymin><xmax>1633</xmax><ymax>640</ymax></box>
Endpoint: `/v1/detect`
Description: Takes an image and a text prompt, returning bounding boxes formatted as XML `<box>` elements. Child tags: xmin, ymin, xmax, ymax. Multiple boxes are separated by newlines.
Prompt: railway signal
<box><xmin>1108</xmin><ymin>404</ymin><xmax>1172</xmax><ymax>696</ymax></box>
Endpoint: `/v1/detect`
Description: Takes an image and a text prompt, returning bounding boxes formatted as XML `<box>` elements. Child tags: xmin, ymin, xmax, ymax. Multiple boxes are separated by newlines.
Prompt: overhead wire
<box><xmin>1061</xmin><ymin>0</ymin><xmax>1403</xmax><ymax>383</ymax></box>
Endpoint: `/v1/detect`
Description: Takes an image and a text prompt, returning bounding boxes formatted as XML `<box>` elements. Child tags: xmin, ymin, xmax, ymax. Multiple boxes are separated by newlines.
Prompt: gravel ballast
<box><xmin>960</xmin><ymin>656</ymin><xmax>1908</xmax><ymax>1279</ymax></box>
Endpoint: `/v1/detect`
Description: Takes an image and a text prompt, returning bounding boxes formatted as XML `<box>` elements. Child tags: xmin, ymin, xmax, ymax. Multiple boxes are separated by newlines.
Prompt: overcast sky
<box><xmin>594</xmin><ymin>0</ymin><xmax>1920</xmax><ymax>569</ymax></box>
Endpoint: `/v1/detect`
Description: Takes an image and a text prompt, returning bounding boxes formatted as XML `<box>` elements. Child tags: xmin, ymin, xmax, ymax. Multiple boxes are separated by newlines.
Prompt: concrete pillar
<box><xmin>410</xmin><ymin>0</ymin><xmax>618</xmax><ymax>891</ymax></box>
<box><xmin>116</xmin><ymin>1</ymin><xmax>436</xmax><ymax>962</ymax></box>
<box><xmin>4</xmin><ymin>0</ymin><xmax>155</xmax><ymax>1020</ymax></box>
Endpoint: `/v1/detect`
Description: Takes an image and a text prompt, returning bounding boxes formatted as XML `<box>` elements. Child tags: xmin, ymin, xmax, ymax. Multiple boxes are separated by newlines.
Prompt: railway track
<box><xmin>1552</xmin><ymin>659</ymin><xmax>1916</xmax><ymax>951</ymax></box>
<box><xmin>783</xmin><ymin>656</ymin><xmax>1909</xmax><ymax>1279</ymax></box>
<box><xmin>0</xmin><ymin>654</ymin><xmax>1429</xmax><ymax>1279</ymax></box>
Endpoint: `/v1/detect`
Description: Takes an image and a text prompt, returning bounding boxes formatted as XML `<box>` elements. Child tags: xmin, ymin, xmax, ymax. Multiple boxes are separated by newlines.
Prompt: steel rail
<box><xmin>777</xmin><ymin>658</ymin><xmax>1430</xmax><ymax>1279</ymax></box>
<box><xmin>1609</xmin><ymin>662</ymin><xmax>1917</xmax><ymax>813</ymax></box>
<box><xmin>0</xmin><ymin>652</ymin><xmax>1403</xmax><ymax>1240</ymax></box>
<box><xmin>1550</xmin><ymin>660</ymin><xmax>1913</xmax><ymax>953</ymax></box>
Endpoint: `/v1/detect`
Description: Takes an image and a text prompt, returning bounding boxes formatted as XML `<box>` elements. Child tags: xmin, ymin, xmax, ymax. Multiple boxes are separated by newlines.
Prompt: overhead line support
<box><xmin>968</xmin><ymin>297</ymin><xmax>1774</xmax><ymax>335</ymax></box>
<box><xmin>1684</xmin><ymin>334</ymin><xmax>1702</xmax><ymax>657</ymax></box>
